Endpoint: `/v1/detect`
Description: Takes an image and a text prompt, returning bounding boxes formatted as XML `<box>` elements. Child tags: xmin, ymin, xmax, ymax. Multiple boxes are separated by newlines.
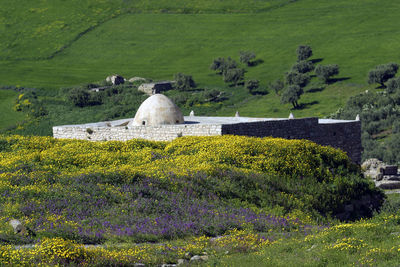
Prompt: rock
<box><xmin>375</xmin><ymin>180</ymin><xmax>400</xmax><ymax>190</ymax></box>
<box><xmin>161</xmin><ymin>264</ymin><xmax>176</xmax><ymax>267</ymax></box>
<box><xmin>362</xmin><ymin>158</ymin><xmax>386</xmax><ymax>180</ymax></box>
<box><xmin>190</xmin><ymin>255</ymin><xmax>208</xmax><ymax>261</ymax></box>
<box><xmin>306</xmin><ymin>244</ymin><xmax>317</xmax><ymax>251</ymax></box>
<box><xmin>384</xmin><ymin>165</ymin><xmax>398</xmax><ymax>176</ymax></box>
<box><xmin>177</xmin><ymin>259</ymin><xmax>185</xmax><ymax>266</ymax></box>
<box><xmin>129</xmin><ymin>77</ymin><xmax>146</xmax><ymax>83</ymax></box>
<box><xmin>9</xmin><ymin>219</ymin><xmax>26</xmax><ymax>234</ymax></box>
<box><xmin>106</xmin><ymin>75</ymin><xmax>125</xmax><ymax>85</ymax></box>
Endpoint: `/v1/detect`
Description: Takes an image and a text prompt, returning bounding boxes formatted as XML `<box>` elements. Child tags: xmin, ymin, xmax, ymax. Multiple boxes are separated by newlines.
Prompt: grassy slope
<box><xmin>1</xmin><ymin>0</ymin><xmax>400</xmax><ymax>124</ymax></box>
<box><xmin>0</xmin><ymin>90</ymin><xmax>25</xmax><ymax>129</ymax></box>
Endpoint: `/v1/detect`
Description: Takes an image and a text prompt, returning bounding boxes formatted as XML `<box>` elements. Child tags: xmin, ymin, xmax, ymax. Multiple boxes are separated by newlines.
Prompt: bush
<box><xmin>296</xmin><ymin>45</ymin><xmax>312</xmax><ymax>61</ymax></box>
<box><xmin>174</xmin><ymin>73</ymin><xmax>196</xmax><ymax>91</ymax></box>
<box><xmin>386</xmin><ymin>77</ymin><xmax>400</xmax><ymax>94</ymax></box>
<box><xmin>280</xmin><ymin>85</ymin><xmax>303</xmax><ymax>108</ymax></box>
<box><xmin>210</xmin><ymin>57</ymin><xmax>238</xmax><ymax>75</ymax></box>
<box><xmin>239</xmin><ymin>51</ymin><xmax>256</xmax><ymax>66</ymax></box>
<box><xmin>291</xmin><ymin>60</ymin><xmax>314</xmax><ymax>74</ymax></box>
<box><xmin>315</xmin><ymin>64</ymin><xmax>339</xmax><ymax>83</ymax></box>
<box><xmin>270</xmin><ymin>79</ymin><xmax>285</xmax><ymax>95</ymax></box>
<box><xmin>68</xmin><ymin>88</ymin><xmax>90</xmax><ymax>107</ymax></box>
<box><xmin>223</xmin><ymin>68</ymin><xmax>245</xmax><ymax>85</ymax></box>
<box><xmin>285</xmin><ymin>71</ymin><xmax>310</xmax><ymax>87</ymax></box>
<box><xmin>245</xmin><ymin>79</ymin><xmax>259</xmax><ymax>93</ymax></box>
<box><xmin>367</xmin><ymin>62</ymin><xmax>399</xmax><ymax>87</ymax></box>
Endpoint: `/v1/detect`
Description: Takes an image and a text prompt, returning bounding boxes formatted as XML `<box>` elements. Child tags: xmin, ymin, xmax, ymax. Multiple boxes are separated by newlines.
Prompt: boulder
<box><xmin>375</xmin><ymin>180</ymin><xmax>400</xmax><ymax>190</ymax></box>
<box><xmin>362</xmin><ymin>158</ymin><xmax>386</xmax><ymax>180</ymax></box>
<box><xmin>106</xmin><ymin>75</ymin><xmax>125</xmax><ymax>85</ymax></box>
<box><xmin>9</xmin><ymin>219</ymin><xmax>26</xmax><ymax>235</ymax></box>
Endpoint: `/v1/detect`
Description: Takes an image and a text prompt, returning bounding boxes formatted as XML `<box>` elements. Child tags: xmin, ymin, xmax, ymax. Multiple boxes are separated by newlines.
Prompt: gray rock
<box><xmin>106</xmin><ymin>75</ymin><xmax>125</xmax><ymax>85</ymax></box>
<box><xmin>9</xmin><ymin>219</ymin><xmax>26</xmax><ymax>234</ymax></box>
<box><xmin>161</xmin><ymin>264</ymin><xmax>177</xmax><ymax>267</ymax></box>
<box><xmin>190</xmin><ymin>255</ymin><xmax>208</xmax><ymax>261</ymax></box>
<box><xmin>362</xmin><ymin>158</ymin><xmax>386</xmax><ymax>180</ymax></box>
<box><xmin>177</xmin><ymin>259</ymin><xmax>185</xmax><ymax>265</ymax></box>
<box><xmin>375</xmin><ymin>180</ymin><xmax>400</xmax><ymax>190</ymax></box>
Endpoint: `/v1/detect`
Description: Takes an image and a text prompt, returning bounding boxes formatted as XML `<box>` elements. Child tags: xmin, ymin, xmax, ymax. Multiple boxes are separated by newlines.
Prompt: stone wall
<box><xmin>53</xmin><ymin>117</ymin><xmax>362</xmax><ymax>163</ymax></box>
<box><xmin>53</xmin><ymin>124</ymin><xmax>222</xmax><ymax>142</ymax></box>
<box><xmin>221</xmin><ymin>118</ymin><xmax>361</xmax><ymax>163</ymax></box>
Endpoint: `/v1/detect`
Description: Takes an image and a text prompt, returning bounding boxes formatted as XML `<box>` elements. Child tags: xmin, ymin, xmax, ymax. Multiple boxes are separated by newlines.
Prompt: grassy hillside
<box><xmin>0</xmin><ymin>90</ymin><xmax>25</xmax><ymax>130</ymax></box>
<box><xmin>1</xmin><ymin>0</ymin><xmax>400</xmax><ymax>131</ymax></box>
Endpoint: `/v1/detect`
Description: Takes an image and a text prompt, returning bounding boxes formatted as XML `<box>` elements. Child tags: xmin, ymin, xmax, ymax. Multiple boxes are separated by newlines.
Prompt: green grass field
<box><xmin>1</xmin><ymin>0</ymin><xmax>400</xmax><ymax>127</ymax></box>
<box><xmin>0</xmin><ymin>90</ymin><xmax>25</xmax><ymax>130</ymax></box>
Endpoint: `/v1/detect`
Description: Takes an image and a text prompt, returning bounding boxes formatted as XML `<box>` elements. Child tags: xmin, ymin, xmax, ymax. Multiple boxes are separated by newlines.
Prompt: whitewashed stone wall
<box><xmin>53</xmin><ymin>124</ymin><xmax>222</xmax><ymax>142</ymax></box>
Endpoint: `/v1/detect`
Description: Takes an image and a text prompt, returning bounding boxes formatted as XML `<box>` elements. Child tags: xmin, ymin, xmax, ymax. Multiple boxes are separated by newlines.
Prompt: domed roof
<box><xmin>130</xmin><ymin>94</ymin><xmax>184</xmax><ymax>126</ymax></box>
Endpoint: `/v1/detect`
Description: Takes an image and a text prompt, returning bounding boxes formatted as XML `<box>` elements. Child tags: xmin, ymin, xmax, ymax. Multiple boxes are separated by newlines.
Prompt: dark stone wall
<box><xmin>221</xmin><ymin>118</ymin><xmax>362</xmax><ymax>164</ymax></box>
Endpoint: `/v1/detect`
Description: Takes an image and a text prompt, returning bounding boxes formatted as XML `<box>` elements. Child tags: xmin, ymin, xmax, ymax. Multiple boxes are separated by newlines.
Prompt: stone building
<box><xmin>53</xmin><ymin>94</ymin><xmax>362</xmax><ymax>163</ymax></box>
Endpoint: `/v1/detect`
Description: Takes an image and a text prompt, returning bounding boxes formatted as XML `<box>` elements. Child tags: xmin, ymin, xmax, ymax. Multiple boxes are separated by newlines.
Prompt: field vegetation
<box><xmin>0</xmin><ymin>134</ymin><xmax>391</xmax><ymax>266</ymax></box>
<box><xmin>2</xmin><ymin>0</ymin><xmax>400</xmax><ymax>128</ymax></box>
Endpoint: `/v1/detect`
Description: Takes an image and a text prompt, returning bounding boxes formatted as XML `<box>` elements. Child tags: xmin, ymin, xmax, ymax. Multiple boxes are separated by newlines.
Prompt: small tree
<box><xmin>174</xmin><ymin>73</ymin><xmax>196</xmax><ymax>91</ymax></box>
<box><xmin>285</xmin><ymin>71</ymin><xmax>310</xmax><ymax>88</ymax></box>
<box><xmin>270</xmin><ymin>79</ymin><xmax>285</xmax><ymax>95</ymax></box>
<box><xmin>315</xmin><ymin>64</ymin><xmax>339</xmax><ymax>83</ymax></box>
<box><xmin>68</xmin><ymin>88</ymin><xmax>90</xmax><ymax>107</ymax></box>
<box><xmin>386</xmin><ymin>77</ymin><xmax>400</xmax><ymax>94</ymax></box>
<box><xmin>223</xmin><ymin>68</ymin><xmax>245</xmax><ymax>85</ymax></box>
<box><xmin>239</xmin><ymin>51</ymin><xmax>256</xmax><ymax>66</ymax></box>
<box><xmin>210</xmin><ymin>57</ymin><xmax>237</xmax><ymax>75</ymax></box>
<box><xmin>291</xmin><ymin>60</ymin><xmax>314</xmax><ymax>74</ymax></box>
<box><xmin>296</xmin><ymin>45</ymin><xmax>312</xmax><ymax>61</ymax></box>
<box><xmin>281</xmin><ymin>85</ymin><xmax>304</xmax><ymax>108</ymax></box>
<box><xmin>245</xmin><ymin>79</ymin><xmax>259</xmax><ymax>94</ymax></box>
<box><xmin>368</xmin><ymin>63</ymin><xmax>399</xmax><ymax>87</ymax></box>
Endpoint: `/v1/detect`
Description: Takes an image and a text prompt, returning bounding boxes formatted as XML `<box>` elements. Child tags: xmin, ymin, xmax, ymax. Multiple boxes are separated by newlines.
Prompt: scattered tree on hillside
<box><xmin>245</xmin><ymin>79</ymin><xmax>259</xmax><ymax>94</ymax></box>
<box><xmin>270</xmin><ymin>79</ymin><xmax>285</xmax><ymax>95</ymax></box>
<box><xmin>285</xmin><ymin>71</ymin><xmax>310</xmax><ymax>88</ymax></box>
<box><xmin>315</xmin><ymin>64</ymin><xmax>339</xmax><ymax>83</ymax></box>
<box><xmin>387</xmin><ymin>77</ymin><xmax>400</xmax><ymax>94</ymax></box>
<box><xmin>367</xmin><ymin>63</ymin><xmax>399</xmax><ymax>87</ymax></box>
<box><xmin>239</xmin><ymin>51</ymin><xmax>256</xmax><ymax>66</ymax></box>
<box><xmin>210</xmin><ymin>57</ymin><xmax>237</xmax><ymax>75</ymax></box>
<box><xmin>223</xmin><ymin>68</ymin><xmax>245</xmax><ymax>86</ymax></box>
<box><xmin>68</xmin><ymin>88</ymin><xmax>90</xmax><ymax>107</ymax></box>
<box><xmin>174</xmin><ymin>73</ymin><xmax>196</xmax><ymax>91</ymax></box>
<box><xmin>291</xmin><ymin>60</ymin><xmax>314</xmax><ymax>74</ymax></box>
<box><xmin>296</xmin><ymin>45</ymin><xmax>312</xmax><ymax>61</ymax></box>
<box><xmin>281</xmin><ymin>85</ymin><xmax>304</xmax><ymax>108</ymax></box>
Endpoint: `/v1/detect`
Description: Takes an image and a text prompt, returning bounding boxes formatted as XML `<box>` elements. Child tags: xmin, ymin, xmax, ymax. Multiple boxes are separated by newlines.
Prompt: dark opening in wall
<box><xmin>333</xmin><ymin>132</ymin><xmax>336</xmax><ymax>136</ymax></box>
<box><xmin>142</xmin><ymin>121</ymin><xmax>146</xmax><ymax>125</ymax></box>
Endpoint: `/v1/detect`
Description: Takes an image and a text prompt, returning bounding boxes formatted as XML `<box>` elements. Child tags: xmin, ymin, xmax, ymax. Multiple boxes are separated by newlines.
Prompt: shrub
<box><xmin>174</xmin><ymin>73</ymin><xmax>196</xmax><ymax>91</ymax></box>
<box><xmin>210</xmin><ymin>57</ymin><xmax>237</xmax><ymax>75</ymax></box>
<box><xmin>280</xmin><ymin>85</ymin><xmax>303</xmax><ymax>108</ymax></box>
<box><xmin>239</xmin><ymin>51</ymin><xmax>256</xmax><ymax>66</ymax></box>
<box><xmin>270</xmin><ymin>79</ymin><xmax>285</xmax><ymax>95</ymax></box>
<box><xmin>245</xmin><ymin>79</ymin><xmax>259</xmax><ymax>93</ymax></box>
<box><xmin>223</xmin><ymin>68</ymin><xmax>245</xmax><ymax>85</ymax></box>
<box><xmin>285</xmin><ymin>71</ymin><xmax>310</xmax><ymax>87</ymax></box>
<box><xmin>296</xmin><ymin>45</ymin><xmax>312</xmax><ymax>61</ymax></box>
<box><xmin>68</xmin><ymin>88</ymin><xmax>90</xmax><ymax>107</ymax></box>
<box><xmin>386</xmin><ymin>77</ymin><xmax>400</xmax><ymax>94</ymax></box>
<box><xmin>367</xmin><ymin>62</ymin><xmax>399</xmax><ymax>87</ymax></box>
<box><xmin>291</xmin><ymin>60</ymin><xmax>314</xmax><ymax>74</ymax></box>
<box><xmin>315</xmin><ymin>64</ymin><xmax>339</xmax><ymax>83</ymax></box>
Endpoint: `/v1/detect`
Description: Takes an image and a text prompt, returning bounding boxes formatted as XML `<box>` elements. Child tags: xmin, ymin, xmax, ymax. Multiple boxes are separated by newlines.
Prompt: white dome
<box><xmin>130</xmin><ymin>94</ymin><xmax>184</xmax><ymax>126</ymax></box>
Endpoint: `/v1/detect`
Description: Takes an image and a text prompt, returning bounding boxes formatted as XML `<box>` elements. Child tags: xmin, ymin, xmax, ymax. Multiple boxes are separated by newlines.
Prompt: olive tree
<box><xmin>174</xmin><ymin>73</ymin><xmax>196</xmax><ymax>91</ymax></box>
<box><xmin>315</xmin><ymin>64</ymin><xmax>339</xmax><ymax>83</ymax></box>
<box><xmin>223</xmin><ymin>68</ymin><xmax>245</xmax><ymax>85</ymax></box>
<box><xmin>281</xmin><ymin>85</ymin><xmax>304</xmax><ymax>108</ymax></box>
<box><xmin>368</xmin><ymin>63</ymin><xmax>399</xmax><ymax>87</ymax></box>
<box><xmin>239</xmin><ymin>51</ymin><xmax>256</xmax><ymax>66</ymax></box>
<box><xmin>296</xmin><ymin>45</ymin><xmax>312</xmax><ymax>61</ymax></box>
